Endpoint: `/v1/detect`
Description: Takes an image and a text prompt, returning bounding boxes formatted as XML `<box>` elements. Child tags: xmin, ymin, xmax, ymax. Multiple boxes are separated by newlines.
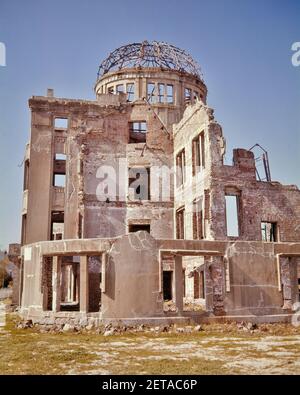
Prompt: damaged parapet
<box><xmin>18</xmin><ymin>41</ymin><xmax>300</xmax><ymax>326</ymax></box>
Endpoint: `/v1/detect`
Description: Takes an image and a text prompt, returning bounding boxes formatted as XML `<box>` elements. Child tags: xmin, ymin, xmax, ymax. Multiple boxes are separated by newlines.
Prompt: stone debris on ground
<box><xmin>11</xmin><ymin>315</ymin><xmax>300</xmax><ymax>337</ymax></box>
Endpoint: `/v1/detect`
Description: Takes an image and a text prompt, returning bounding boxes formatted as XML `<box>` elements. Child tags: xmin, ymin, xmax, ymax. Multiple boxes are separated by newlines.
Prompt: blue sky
<box><xmin>0</xmin><ymin>0</ymin><xmax>299</xmax><ymax>249</ymax></box>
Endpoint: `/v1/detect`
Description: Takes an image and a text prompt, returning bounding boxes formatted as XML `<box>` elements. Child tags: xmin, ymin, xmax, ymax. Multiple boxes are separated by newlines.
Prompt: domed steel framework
<box><xmin>97</xmin><ymin>41</ymin><xmax>203</xmax><ymax>80</ymax></box>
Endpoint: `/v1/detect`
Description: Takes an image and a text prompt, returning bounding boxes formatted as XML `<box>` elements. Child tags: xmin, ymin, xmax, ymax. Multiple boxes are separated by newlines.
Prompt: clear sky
<box><xmin>0</xmin><ymin>0</ymin><xmax>299</xmax><ymax>249</ymax></box>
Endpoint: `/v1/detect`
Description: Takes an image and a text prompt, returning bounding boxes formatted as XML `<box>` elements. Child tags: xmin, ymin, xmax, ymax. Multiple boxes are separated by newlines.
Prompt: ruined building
<box><xmin>17</xmin><ymin>42</ymin><xmax>300</xmax><ymax>325</ymax></box>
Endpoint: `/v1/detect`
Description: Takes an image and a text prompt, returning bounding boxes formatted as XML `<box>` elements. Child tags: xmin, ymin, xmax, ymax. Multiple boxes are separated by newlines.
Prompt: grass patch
<box><xmin>0</xmin><ymin>313</ymin><xmax>300</xmax><ymax>375</ymax></box>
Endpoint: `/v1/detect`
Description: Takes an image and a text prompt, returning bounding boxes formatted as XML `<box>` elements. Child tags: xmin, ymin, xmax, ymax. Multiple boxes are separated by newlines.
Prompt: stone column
<box><xmin>80</xmin><ymin>255</ymin><xmax>89</xmax><ymax>313</ymax></box>
<box><xmin>52</xmin><ymin>256</ymin><xmax>61</xmax><ymax>312</ymax></box>
<box><xmin>210</xmin><ymin>256</ymin><xmax>225</xmax><ymax>316</ymax></box>
<box><xmin>69</xmin><ymin>265</ymin><xmax>75</xmax><ymax>303</ymax></box>
<box><xmin>174</xmin><ymin>255</ymin><xmax>183</xmax><ymax>314</ymax></box>
<box><xmin>280</xmin><ymin>256</ymin><xmax>293</xmax><ymax>310</ymax></box>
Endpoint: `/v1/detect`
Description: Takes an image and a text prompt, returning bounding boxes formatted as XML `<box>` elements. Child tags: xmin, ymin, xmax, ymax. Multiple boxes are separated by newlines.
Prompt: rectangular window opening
<box><xmin>163</xmin><ymin>271</ymin><xmax>173</xmax><ymax>301</ymax></box>
<box><xmin>130</xmin><ymin>121</ymin><xmax>147</xmax><ymax>133</ymax></box>
<box><xmin>129</xmin><ymin>121</ymin><xmax>147</xmax><ymax>143</ymax></box>
<box><xmin>128</xmin><ymin>167</ymin><xmax>150</xmax><ymax>200</ymax></box>
<box><xmin>55</xmin><ymin>153</ymin><xmax>66</xmax><ymax>161</ymax></box>
<box><xmin>176</xmin><ymin>207</ymin><xmax>185</xmax><ymax>239</ymax></box>
<box><xmin>116</xmin><ymin>84</ymin><xmax>124</xmax><ymax>94</ymax></box>
<box><xmin>184</xmin><ymin>88</ymin><xmax>192</xmax><ymax>102</ymax></box>
<box><xmin>167</xmin><ymin>84</ymin><xmax>174</xmax><ymax>103</ymax></box>
<box><xmin>147</xmin><ymin>82</ymin><xmax>156</xmax><ymax>103</ymax></box>
<box><xmin>193</xmin><ymin>199</ymin><xmax>203</xmax><ymax>240</ymax></box>
<box><xmin>158</xmin><ymin>83</ymin><xmax>165</xmax><ymax>103</ymax></box>
<box><xmin>225</xmin><ymin>195</ymin><xmax>239</xmax><ymax>237</ymax></box>
<box><xmin>51</xmin><ymin>211</ymin><xmax>64</xmax><ymax>240</ymax></box>
<box><xmin>87</xmin><ymin>255</ymin><xmax>102</xmax><ymax>313</ymax></box>
<box><xmin>78</xmin><ymin>213</ymin><xmax>83</xmax><ymax>239</ymax></box>
<box><xmin>60</xmin><ymin>255</ymin><xmax>80</xmax><ymax>312</ymax></box>
<box><xmin>200</xmin><ymin>271</ymin><xmax>205</xmax><ymax>299</ymax></box>
<box><xmin>200</xmin><ymin>132</ymin><xmax>205</xmax><ymax>169</ymax></box>
<box><xmin>176</xmin><ymin>149</ymin><xmax>185</xmax><ymax>187</ymax></box>
<box><xmin>23</xmin><ymin>160</ymin><xmax>29</xmax><ymax>190</ymax></box>
<box><xmin>192</xmin><ymin>131</ymin><xmax>205</xmax><ymax>175</ymax></box>
<box><xmin>194</xmin><ymin>271</ymin><xmax>200</xmax><ymax>299</ymax></box>
<box><xmin>21</xmin><ymin>214</ymin><xmax>27</xmax><ymax>245</ymax></box>
<box><xmin>193</xmin><ymin>91</ymin><xmax>200</xmax><ymax>101</ymax></box>
<box><xmin>126</xmin><ymin>83</ymin><xmax>135</xmax><ymax>102</ymax></box>
<box><xmin>261</xmin><ymin>222</ymin><xmax>277</xmax><ymax>242</ymax></box>
<box><xmin>191</xmin><ymin>266</ymin><xmax>205</xmax><ymax>304</ymax></box>
<box><xmin>53</xmin><ymin>174</ymin><xmax>66</xmax><ymax>187</ymax></box>
<box><xmin>54</xmin><ymin>118</ymin><xmax>68</xmax><ymax>129</ymax></box>
<box><xmin>128</xmin><ymin>224</ymin><xmax>150</xmax><ymax>233</ymax></box>
<box><xmin>107</xmin><ymin>86</ymin><xmax>114</xmax><ymax>94</ymax></box>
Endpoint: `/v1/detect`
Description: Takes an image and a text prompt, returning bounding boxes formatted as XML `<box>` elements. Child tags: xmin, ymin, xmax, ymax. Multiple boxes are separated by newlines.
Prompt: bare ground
<box><xmin>0</xmin><ymin>308</ymin><xmax>300</xmax><ymax>375</ymax></box>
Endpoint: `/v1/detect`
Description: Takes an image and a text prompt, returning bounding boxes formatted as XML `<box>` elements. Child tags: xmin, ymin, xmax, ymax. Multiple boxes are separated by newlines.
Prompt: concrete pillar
<box><xmin>69</xmin><ymin>266</ymin><xmax>75</xmax><ymax>302</ymax></box>
<box><xmin>101</xmin><ymin>252</ymin><xmax>107</xmax><ymax>293</ymax></box>
<box><xmin>280</xmin><ymin>256</ymin><xmax>299</xmax><ymax>309</ymax></box>
<box><xmin>174</xmin><ymin>255</ymin><xmax>183</xmax><ymax>313</ymax></box>
<box><xmin>52</xmin><ymin>256</ymin><xmax>61</xmax><ymax>312</ymax></box>
<box><xmin>80</xmin><ymin>255</ymin><xmax>89</xmax><ymax>313</ymax></box>
<box><xmin>210</xmin><ymin>256</ymin><xmax>225</xmax><ymax>316</ymax></box>
<box><xmin>204</xmin><ymin>258</ymin><xmax>213</xmax><ymax>312</ymax></box>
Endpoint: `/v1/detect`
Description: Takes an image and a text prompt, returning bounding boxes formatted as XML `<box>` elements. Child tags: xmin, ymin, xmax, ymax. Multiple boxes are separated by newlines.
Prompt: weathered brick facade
<box><xmin>17</xmin><ymin>42</ymin><xmax>300</xmax><ymax>325</ymax></box>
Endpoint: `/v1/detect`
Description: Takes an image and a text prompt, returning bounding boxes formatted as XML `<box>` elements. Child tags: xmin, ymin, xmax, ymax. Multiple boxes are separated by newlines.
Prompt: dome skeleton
<box><xmin>97</xmin><ymin>41</ymin><xmax>203</xmax><ymax>80</ymax></box>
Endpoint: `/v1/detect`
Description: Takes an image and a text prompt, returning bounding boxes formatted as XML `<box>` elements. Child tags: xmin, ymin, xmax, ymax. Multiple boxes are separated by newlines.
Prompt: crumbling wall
<box><xmin>224</xmin><ymin>242</ymin><xmax>283</xmax><ymax>315</ymax></box>
<box><xmin>21</xmin><ymin>244</ymin><xmax>43</xmax><ymax>315</ymax></box>
<box><xmin>101</xmin><ymin>232</ymin><xmax>163</xmax><ymax>319</ymax></box>
<box><xmin>173</xmin><ymin>101</ymin><xmax>225</xmax><ymax>241</ymax></box>
<box><xmin>19</xmin><ymin>237</ymin><xmax>300</xmax><ymax>322</ymax></box>
<box><xmin>173</xmin><ymin>100</ymin><xmax>300</xmax><ymax>245</ymax></box>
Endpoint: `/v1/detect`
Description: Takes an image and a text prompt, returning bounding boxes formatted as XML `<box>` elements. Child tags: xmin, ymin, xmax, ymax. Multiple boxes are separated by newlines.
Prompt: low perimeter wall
<box><xmin>19</xmin><ymin>232</ymin><xmax>300</xmax><ymax>325</ymax></box>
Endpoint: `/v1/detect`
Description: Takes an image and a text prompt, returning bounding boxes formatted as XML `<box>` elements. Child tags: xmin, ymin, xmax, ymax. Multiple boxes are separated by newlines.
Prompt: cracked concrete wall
<box><xmin>102</xmin><ymin>232</ymin><xmax>162</xmax><ymax>319</ymax></box>
<box><xmin>280</xmin><ymin>256</ymin><xmax>300</xmax><ymax>309</ymax></box>
<box><xmin>24</xmin><ymin>105</ymin><xmax>54</xmax><ymax>244</ymax></box>
<box><xmin>21</xmin><ymin>244</ymin><xmax>44</xmax><ymax>314</ymax></box>
<box><xmin>224</xmin><ymin>242</ymin><xmax>283</xmax><ymax>315</ymax></box>
<box><xmin>19</xmin><ymin>237</ymin><xmax>300</xmax><ymax>320</ymax></box>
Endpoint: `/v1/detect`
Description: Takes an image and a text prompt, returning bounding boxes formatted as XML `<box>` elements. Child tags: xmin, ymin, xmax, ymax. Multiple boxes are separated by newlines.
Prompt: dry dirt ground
<box><xmin>0</xmin><ymin>307</ymin><xmax>300</xmax><ymax>375</ymax></box>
